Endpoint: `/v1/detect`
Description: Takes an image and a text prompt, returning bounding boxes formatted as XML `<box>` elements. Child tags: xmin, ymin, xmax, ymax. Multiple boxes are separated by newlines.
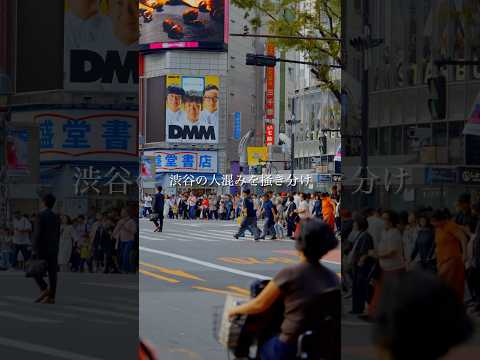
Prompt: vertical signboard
<box><xmin>265</xmin><ymin>42</ymin><xmax>275</xmax><ymax>120</ymax></box>
<box><xmin>233</xmin><ymin>112</ymin><xmax>241</xmax><ymax>140</ymax></box>
<box><xmin>265</xmin><ymin>123</ymin><xmax>274</xmax><ymax>145</ymax></box>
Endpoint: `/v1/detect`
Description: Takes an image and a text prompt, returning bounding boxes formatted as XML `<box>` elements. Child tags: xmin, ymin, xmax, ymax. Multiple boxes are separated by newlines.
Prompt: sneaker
<box><xmin>35</xmin><ymin>289</ymin><xmax>50</xmax><ymax>303</ymax></box>
<box><xmin>233</xmin><ymin>234</ymin><xmax>239</xmax><ymax>239</ymax></box>
<box><xmin>271</xmin><ymin>236</ymin><xmax>277</xmax><ymax>240</ymax></box>
<box><xmin>40</xmin><ymin>297</ymin><xmax>55</xmax><ymax>305</ymax></box>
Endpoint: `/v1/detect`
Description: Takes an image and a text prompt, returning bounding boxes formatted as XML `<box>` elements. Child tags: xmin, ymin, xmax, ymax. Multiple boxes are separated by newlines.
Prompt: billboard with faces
<box><xmin>64</xmin><ymin>0</ymin><xmax>138</xmax><ymax>92</ymax></box>
<box><xmin>165</xmin><ymin>74</ymin><xmax>219</xmax><ymax>144</ymax></box>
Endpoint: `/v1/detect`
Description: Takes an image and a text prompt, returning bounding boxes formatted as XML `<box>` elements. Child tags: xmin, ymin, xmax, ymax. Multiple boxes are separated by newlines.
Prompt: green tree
<box><xmin>232</xmin><ymin>0</ymin><xmax>342</xmax><ymax>102</ymax></box>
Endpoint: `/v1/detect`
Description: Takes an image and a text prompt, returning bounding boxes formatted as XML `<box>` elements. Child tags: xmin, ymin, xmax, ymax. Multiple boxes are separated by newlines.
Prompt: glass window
<box><xmin>379</xmin><ymin>127</ymin><xmax>390</xmax><ymax>155</ymax></box>
<box><xmin>432</xmin><ymin>122</ymin><xmax>447</xmax><ymax>147</ymax></box>
<box><xmin>368</xmin><ymin>128</ymin><xmax>378</xmax><ymax>156</ymax></box>
<box><xmin>391</xmin><ymin>126</ymin><xmax>402</xmax><ymax>155</ymax></box>
<box><xmin>448</xmin><ymin>121</ymin><xmax>464</xmax><ymax>163</ymax></box>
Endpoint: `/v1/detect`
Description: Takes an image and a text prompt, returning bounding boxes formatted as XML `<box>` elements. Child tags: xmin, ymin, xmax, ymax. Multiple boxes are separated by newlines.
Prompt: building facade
<box><xmin>343</xmin><ymin>0</ymin><xmax>480</xmax><ymax>210</ymax></box>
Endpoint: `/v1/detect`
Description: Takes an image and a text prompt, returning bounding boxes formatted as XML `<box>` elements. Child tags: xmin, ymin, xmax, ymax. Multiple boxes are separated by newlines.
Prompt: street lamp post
<box><xmin>286</xmin><ymin>100</ymin><xmax>300</xmax><ymax>191</ymax></box>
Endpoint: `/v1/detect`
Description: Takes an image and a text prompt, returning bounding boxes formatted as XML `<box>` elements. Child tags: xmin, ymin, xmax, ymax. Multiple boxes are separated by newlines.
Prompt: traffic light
<box><xmin>246</xmin><ymin>54</ymin><xmax>277</xmax><ymax>67</ymax></box>
<box><xmin>319</xmin><ymin>135</ymin><xmax>327</xmax><ymax>154</ymax></box>
<box><xmin>427</xmin><ymin>75</ymin><xmax>446</xmax><ymax>120</ymax></box>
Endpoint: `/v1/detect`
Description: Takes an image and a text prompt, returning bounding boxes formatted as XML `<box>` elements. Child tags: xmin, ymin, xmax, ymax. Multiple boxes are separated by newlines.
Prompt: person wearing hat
<box><xmin>166</xmin><ymin>86</ymin><xmax>185</xmax><ymax>126</ymax></box>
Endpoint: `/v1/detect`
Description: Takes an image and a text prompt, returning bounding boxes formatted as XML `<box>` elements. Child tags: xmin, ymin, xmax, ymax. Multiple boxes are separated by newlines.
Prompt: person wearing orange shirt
<box><xmin>431</xmin><ymin>209</ymin><xmax>467</xmax><ymax>302</ymax></box>
<box><xmin>321</xmin><ymin>193</ymin><xmax>335</xmax><ymax>231</ymax></box>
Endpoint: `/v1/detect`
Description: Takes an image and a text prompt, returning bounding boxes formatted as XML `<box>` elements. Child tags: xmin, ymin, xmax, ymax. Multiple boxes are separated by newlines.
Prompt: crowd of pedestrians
<box><xmin>143</xmin><ymin>186</ymin><xmax>341</xmax><ymax>242</ymax></box>
<box><xmin>342</xmin><ymin>192</ymin><xmax>480</xmax><ymax>320</ymax></box>
<box><xmin>0</xmin><ymin>202</ymin><xmax>138</xmax><ymax>275</ymax></box>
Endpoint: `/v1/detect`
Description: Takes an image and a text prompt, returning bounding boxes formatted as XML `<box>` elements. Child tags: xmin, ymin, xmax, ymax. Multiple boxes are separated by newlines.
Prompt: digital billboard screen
<box><xmin>165</xmin><ymin>74</ymin><xmax>219</xmax><ymax>144</ymax></box>
<box><xmin>139</xmin><ymin>0</ymin><xmax>227</xmax><ymax>50</ymax></box>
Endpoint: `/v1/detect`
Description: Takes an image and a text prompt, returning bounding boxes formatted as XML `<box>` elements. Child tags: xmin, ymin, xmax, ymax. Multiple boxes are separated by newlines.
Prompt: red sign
<box><xmin>265</xmin><ymin>123</ymin><xmax>274</xmax><ymax>145</ymax></box>
<box><xmin>265</xmin><ymin>42</ymin><xmax>275</xmax><ymax>120</ymax></box>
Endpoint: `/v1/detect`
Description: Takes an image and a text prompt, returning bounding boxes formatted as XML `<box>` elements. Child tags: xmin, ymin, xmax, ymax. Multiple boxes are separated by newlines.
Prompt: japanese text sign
<box><xmin>153</xmin><ymin>150</ymin><xmax>217</xmax><ymax>173</ymax></box>
<box><xmin>265</xmin><ymin>123</ymin><xmax>274</xmax><ymax>145</ymax></box>
<box><xmin>265</xmin><ymin>42</ymin><xmax>275</xmax><ymax>120</ymax></box>
<box><xmin>36</xmin><ymin>112</ymin><xmax>137</xmax><ymax>162</ymax></box>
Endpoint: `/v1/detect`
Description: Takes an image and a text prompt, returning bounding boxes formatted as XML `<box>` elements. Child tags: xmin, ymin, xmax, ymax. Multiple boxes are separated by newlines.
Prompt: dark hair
<box><xmin>183</xmin><ymin>93</ymin><xmax>202</xmax><ymax>104</ymax></box>
<box><xmin>374</xmin><ymin>271</ymin><xmax>473</xmax><ymax>360</ymax></box>
<box><xmin>353</xmin><ymin>214</ymin><xmax>369</xmax><ymax>232</ymax></box>
<box><xmin>295</xmin><ymin>219</ymin><xmax>338</xmax><ymax>263</ymax></box>
<box><xmin>156</xmin><ymin>185</ymin><xmax>163</xmax><ymax>192</ymax></box>
<box><xmin>64</xmin><ymin>215</ymin><xmax>73</xmax><ymax>225</ymax></box>
<box><xmin>243</xmin><ymin>189</ymin><xmax>250</xmax><ymax>195</ymax></box>
<box><xmin>42</xmin><ymin>193</ymin><xmax>56</xmax><ymax>209</ymax></box>
<box><xmin>431</xmin><ymin>208</ymin><xmax>450</xmax><ymax>221</ymax></box>
<box><xmin>167</xmin><ymin>85</ymin><xmax>185</xmax><ymax>96</ymax></box>
<box><xmin>288</xmin><ymin>195</ymin><xmax>294</xmax><ymax>201</ymax></box>
<box><xmin>203</xmin><ymin>84</ymin><xmax>219</xmax><ymax>94</ymax></box>
<box><xmin>383</xmin><ymin>210</ymin><xmax>399</xmax><ymax>227</ymax></box>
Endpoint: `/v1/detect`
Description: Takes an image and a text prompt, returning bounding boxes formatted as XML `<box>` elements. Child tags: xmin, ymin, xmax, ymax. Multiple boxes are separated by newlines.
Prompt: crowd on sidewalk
<box><xmin>342</xmin><ymin>192</ymin><xmax>480</xmax><ymax>320</ymax></box>
<box><xmin>0</xmin><ymin>205</ymin><xmax>138</xmax><ymax>274</ymax></box>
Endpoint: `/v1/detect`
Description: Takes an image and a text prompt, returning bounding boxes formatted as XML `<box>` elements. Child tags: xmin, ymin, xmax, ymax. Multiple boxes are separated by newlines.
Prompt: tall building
<box><xmin>343</xmin><ymin>0</ymin><xmax>480</xmax><ymax>210</ymax></box>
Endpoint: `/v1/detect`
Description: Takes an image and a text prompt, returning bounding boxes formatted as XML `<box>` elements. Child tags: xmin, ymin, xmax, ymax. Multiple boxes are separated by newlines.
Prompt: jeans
<box><xmin>260</xmin><ymin>336</ymin><xmax>297</xmax><ymax>360</ymax></box>
<box><xmin>189</xmin><ymin>206</ymin><xmax>196</xmax><ymax>219</ymax></box>
<box><xmin>152</xmin><ymin>215</ymin><xmax>164</xmax><ymax>231</ymax></box>
<box><xmin>119</xmin><ymin>240</ymin><xmax>134</xmax><ymax>273</ymax></box>
<box><xmin>236</xmin><ymin>217</ymin><xmax>260</xmax><ymax>238</ymax></box>
<box><xmin>274</xmin><ymin>223</ymin><xmax>285</xmax><ymax>238</ymax></box>
<box><xmin>13</xmin><ymin>244</ymin><xmax>30</xmax><ymax>267</ymax></box>
<box><xmin>261</xmin><ymin>218</ymin><xmax>276</xmax><ymax>238</ymax></box>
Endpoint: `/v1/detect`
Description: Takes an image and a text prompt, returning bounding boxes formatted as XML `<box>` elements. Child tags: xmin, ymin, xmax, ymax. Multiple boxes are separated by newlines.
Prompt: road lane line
<box><xmin>0</xmin><ymin>311</ymin><xmax>62</xmax><ymax>324</ymax></box>
<box><xmin>140</xmin><ymin>261</ymin><xmax>205</xmax><ymax>281</ymax></box>
<box><xmin>140</xmin><ymin>246</ymin><xmax>271</xmax><ymax>280</ymax></box>
<box><xmin>0</xmin><ymin>336</ymin><xmax>104</xmax><ymax>360</ymax></box>
<box><xmin>192</xmin><ymin>286</ymin><xmax>247</xmax><ymax>297</ymax></box>
<box><xmin>140</xmin><ymin>269</ymin><xmax>180</xmax><ymax>284</ymax></box>
<box><xmin>226</xmin><ymin>286</ymin><xmax>250</xmax><ymax>296</ymax></box>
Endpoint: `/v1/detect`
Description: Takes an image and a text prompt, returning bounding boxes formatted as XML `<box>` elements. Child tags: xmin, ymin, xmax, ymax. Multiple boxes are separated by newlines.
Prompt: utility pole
<box><xmin>286</xmin><ymin>100</ymin><xmax>300</xmax><ymax>191</ymax></box>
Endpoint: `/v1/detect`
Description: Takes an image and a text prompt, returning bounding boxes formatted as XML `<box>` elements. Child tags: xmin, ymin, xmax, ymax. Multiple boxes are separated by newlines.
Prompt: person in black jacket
<box><xmin>151</xmin><ymin>186</ymin><xmax>165</xmax><ymax>232</ymax></box>
<box><xmin>32</xmin><ymin>193</ymin><xmax>61</xmax><ymax>304</ymax></box>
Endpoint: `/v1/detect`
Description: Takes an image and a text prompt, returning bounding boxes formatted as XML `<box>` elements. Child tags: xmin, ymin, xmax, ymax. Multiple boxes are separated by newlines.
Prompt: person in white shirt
<box><xmin>12</xmin><ymin>211</ymin><xmax>32</xmax><ymax>268</ymax></box>
<box><xmin>113</xmin><ymin>208</ymin><xmax>137</xmax><ymax>273</ymax></box>
<box><xmin>143</xmin><ymin>194</ymin><xmax>153</xmax><ymax>217</ymax></box>
<box><xmin>376</xmin><ymin>210</ymin><xmax>406</xmax><ymax>274</ymax></box>
<box><xmin>58</xmin><ymin>215</ymin><xmax>75</xmax><ymax>272</ymax></box>
<box><xmin>293</xmin><ymin>192</ymin><xmax>301</xmax><ymax>210</ymax></box>
<box><xmin>297</xmin><ymin>193</ymin><xmax>312</xmax><ymax>220</ymax></box>
<box><xmin>367</xmin><ymin>208</ymin><xmax>384</xmax><ymax>250</ymax></box>
<box><xmin>199</xmin><ymin>84</ymin><xmax>219</xmax><ymax>126</ymax></box>
<box><xmin>166</xmin><ymin>86</ymin><xmax>185</xmax><ymax>128</ymax></box>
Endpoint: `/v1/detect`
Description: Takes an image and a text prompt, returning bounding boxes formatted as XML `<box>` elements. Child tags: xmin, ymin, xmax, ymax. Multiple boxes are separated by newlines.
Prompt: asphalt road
<box><xmin>139</xmin><ymin>218</ymin><xmax>341</xmax><ymax>360</ymax></box>
<box><xmin>0</xmin><ymin>271</ymin><xmax>138</xmax><ymax>359</ymax></box>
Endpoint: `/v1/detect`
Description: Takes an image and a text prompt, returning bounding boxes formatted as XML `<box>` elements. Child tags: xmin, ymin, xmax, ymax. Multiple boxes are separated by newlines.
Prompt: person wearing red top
<box><xmin>201</xmin><ymin>197</ymin><xmax>210</xmax><ymax>220</ymax></box>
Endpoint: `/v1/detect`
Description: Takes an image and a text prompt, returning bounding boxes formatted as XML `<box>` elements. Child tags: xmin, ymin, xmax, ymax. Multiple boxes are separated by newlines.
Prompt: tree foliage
<box><xmin>232</xmin><ymin>0</ymin><xmax>342</xmax><ymax>102</ymax></box>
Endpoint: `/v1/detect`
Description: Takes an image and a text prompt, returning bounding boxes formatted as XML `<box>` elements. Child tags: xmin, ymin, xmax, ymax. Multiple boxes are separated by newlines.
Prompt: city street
<box><xmin>139</xmin><ymin>218</ymin><xmax>341</xmax><ymax>360</ymax></box>
<box><xmin>0</xmin><ymin>272</ymin><xmax>138</xmax><ymax>359</ymax></box>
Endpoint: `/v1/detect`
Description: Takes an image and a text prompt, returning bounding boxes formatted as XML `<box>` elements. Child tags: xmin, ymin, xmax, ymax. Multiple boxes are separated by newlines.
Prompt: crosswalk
<box><xmin>140</xmin><ymin>219</ymin><xmax>293</xmax><ymax>243</ymax></box>
<box><xmin>0</xmin><ymin>292</ymin><xmax>138</xmax><ymax>326</ymax></box>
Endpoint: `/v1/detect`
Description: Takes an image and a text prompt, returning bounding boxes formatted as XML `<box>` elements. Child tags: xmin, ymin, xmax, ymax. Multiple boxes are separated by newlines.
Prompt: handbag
<box><xmin>25</xmin><ymin>259</ymin><xmax>48</xmax><ymax>278</ymax></box>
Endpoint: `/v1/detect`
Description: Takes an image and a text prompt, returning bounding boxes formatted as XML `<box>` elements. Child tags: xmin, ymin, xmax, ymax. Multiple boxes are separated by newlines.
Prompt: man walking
<box><xmin>152</xmin><ymin>186</ymin><xmax>165</xmax><ymax>232</ymax></box>
<box><xmin>259</xmin><ymin>193</ymin><xmax>277</xmax><ymax>240</ymax></box>
<box><xmin>234</xmin><ymin>189</ymin><xmax>260</xmax><ymax>241</ymax></box>
<box><xmin>32</xmin><ymin>194</ymin><xmax>61</xmax><ymax>304</ymax></box>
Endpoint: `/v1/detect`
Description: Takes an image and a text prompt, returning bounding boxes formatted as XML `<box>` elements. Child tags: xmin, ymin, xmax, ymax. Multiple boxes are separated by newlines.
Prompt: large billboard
<box><xmin>34</xmin><ymin>111</ymin><xmax>138</xmax><ymax>162</ymax></box>
<box><xmin>165</xmin><ymin>74</ymin><xmax>219</xmax><ymax>144</ymax></box>
<box><xmin>64</xmin><ymin>0</ymin><xmax>138</xmax><ymax>91</ymax></box>
<box><xmin>139</xmin><ymin>0</ymin><xmax>227</xmax><ymax>50</ymax></box>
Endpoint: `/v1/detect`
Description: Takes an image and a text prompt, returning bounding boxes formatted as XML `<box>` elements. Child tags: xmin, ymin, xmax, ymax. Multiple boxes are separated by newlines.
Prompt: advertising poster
<box><xmin>154</xmin><ymin>150</ymin><xmax>217</xmax><ymax>173</ymax></box>
<box><xmin>64</xmin><ymin>0</ymin><xmax>138</xmax><ymax>91</ymax></box>
<box><xmin>265</xmin><ymin>42</ymin><xmax>275</xmax><ymax>119</ymax></box>
<box><xmin>165</xmin><ymin>74</ymin><xmax>219</xmax><ymax>144</ymax></box>
<box><xmin>35</xmin><ymin>111</ymin><xmax>138</xmax><ymax>162</ymax></box>
<box><xmin>247</xmin><ymin>147</ymin><xmax>268</xmax><ymax>167</ymax></box>
<box><xmin>139</xmin><ymin>0</ymin><xmax>227</xmax><ymax>50</ymax></box>
<box><xmin>6</xmin><ymin>128</ymin><xmax>30</xmax><ymax>176</ymax></box>
<box><xmin>265</xmin><ymin>123</ymin><xmax>274</xmax><ymax>145</ymax></box>
<box><xmin>463</xmin><ymin>91</ymin><xmax>480</xmax><ymax>136</ymax></box>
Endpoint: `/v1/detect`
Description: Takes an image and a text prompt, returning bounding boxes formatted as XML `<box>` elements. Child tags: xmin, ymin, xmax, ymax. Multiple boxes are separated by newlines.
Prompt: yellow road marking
<box><xmin>218</xmin><ymin>256</ymin><xmax>297</xmax><ymax>265</ymax></box>
<box><xmin>169</xmin><ymin>348</ymin><xmax>203</xmax><ymax>360</ymax></box>
<box><xmin>140</xmin><ymin>261</ymin><xmax>205</xmax><ymax>281</ymax></box>
<box><xmin>226</xmin><ymin>286</ymin><xmax>250</xmax><ymax>296</ymax></box>
<box><xmin>140</xmin><ymin>269</ymin><xmax>180</xmax><ymax>284</ymax></box>
<box><xmin>191</xmin><ymin>286</ymin><xmax>249</xmax><ymax>297</ymax></box>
